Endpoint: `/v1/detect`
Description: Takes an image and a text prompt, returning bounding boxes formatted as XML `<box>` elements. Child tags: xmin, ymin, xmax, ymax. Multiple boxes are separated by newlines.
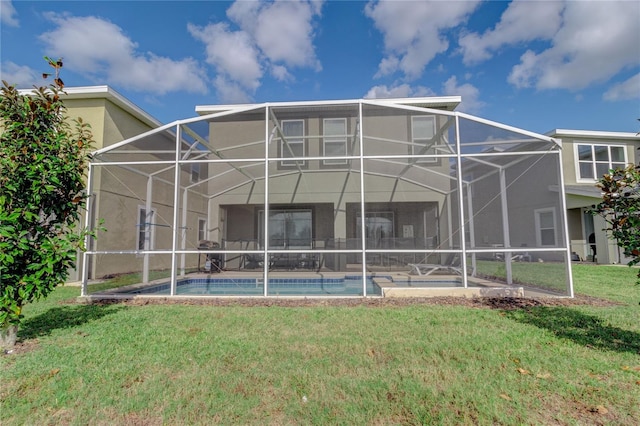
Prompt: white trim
<box><xmin>547</xmin><ymin>129</ymin><xmax>640</xmax><ymax>141</ymax></box>
<box><xmin>534</xmin><ymin>208</ymin><xmax>557</xmax><ymax>247</ymax></box>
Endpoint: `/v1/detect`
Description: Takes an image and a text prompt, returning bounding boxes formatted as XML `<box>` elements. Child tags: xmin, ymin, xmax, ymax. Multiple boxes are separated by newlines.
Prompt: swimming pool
<box><xmin>121</xmin><ymin>276</ymin><xmax>383</xmax><ymax>296</ymax></box>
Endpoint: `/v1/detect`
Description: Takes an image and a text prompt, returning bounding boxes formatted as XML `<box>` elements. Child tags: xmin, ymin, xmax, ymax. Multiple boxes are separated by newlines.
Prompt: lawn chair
<box><xmin>408</xmin><ymin>253</ymin><xmax>464</xmax><ymax>276</ymax></box>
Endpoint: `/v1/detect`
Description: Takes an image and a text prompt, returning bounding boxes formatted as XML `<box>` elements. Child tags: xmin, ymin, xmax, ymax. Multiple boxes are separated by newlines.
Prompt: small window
<box><xmin>191</xmin><ymin>163</ymin><xmax>201</xmax><ymax>183</ymax></box>
<box><xmin>198</xmin><ymin>218</ymin><xmax>207</xmax><ymax>242</ymax></box>
<box><xmin>535</xmin><ymin>208</ymin><xmax>557</xmax><ymax>247</ymax></box>
<box><xmin>280</xmin><ymin>120</ymin><xmax>305</xmax><ymax>167</ymax></box>
<box><xmin>137</xmin><ymin>206</ymin><xmax>156</xmax><ymax>250</ymax></box>
<box><xmin>411</xmin><ymin>116</ymin><xmax>437</xmax><ymax>163</ymax></box>
<box><xmin>323</xmin><ymin>118</ymin><xmax>348</xmax><ymax>165</ymax></box>
<box><xmin>576</xmin><ymin>143</ymin><xmax>627</xmax><ymax>181</ymax></box>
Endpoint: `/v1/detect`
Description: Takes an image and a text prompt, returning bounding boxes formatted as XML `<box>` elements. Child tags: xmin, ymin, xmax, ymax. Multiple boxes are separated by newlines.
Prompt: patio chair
<box><xmin>408</xmin><ymin>253</ymin><xmax>463</xmax><ymax>276</ymax></box>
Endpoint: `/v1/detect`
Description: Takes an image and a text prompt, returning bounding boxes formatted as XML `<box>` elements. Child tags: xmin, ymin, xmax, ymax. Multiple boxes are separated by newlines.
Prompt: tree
<box><xmin>591</xmin><ymin>160</ymin><xmax>640</xmax><ymax>284</ymax></box>
<box><xmin>0</xmin><ymin>59</ymin><xmax>94</xmax><ymax>349</ymax></box>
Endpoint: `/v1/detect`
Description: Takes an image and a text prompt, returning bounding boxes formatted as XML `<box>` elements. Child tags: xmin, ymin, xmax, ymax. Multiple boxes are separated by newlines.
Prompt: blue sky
<box><xmin>1</xmin><ymin>0</ymin><xmax>639</xmax><ymax>134</ymax></box>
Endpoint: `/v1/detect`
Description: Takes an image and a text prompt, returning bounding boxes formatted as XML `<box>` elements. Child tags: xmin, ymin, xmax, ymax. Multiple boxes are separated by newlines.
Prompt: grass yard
<box><xmin>1</xmin><ymin>264</ymin><xmax>639</xmax><ymax>425</ymax></box>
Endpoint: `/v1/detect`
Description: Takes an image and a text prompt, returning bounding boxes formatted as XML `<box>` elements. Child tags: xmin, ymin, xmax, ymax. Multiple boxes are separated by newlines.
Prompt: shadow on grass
<box><xmin>505</xmin><ymin>306</ymin><xmax>640</xmax><ymax>355</ymax></box>
<box><xmin>18</xmin><ymin>304</ymin><xmax>125</xmax><ymax>340</ymax></box>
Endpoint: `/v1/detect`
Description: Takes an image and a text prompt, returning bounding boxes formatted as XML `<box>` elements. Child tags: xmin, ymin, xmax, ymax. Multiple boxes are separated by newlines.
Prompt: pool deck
<box><xmin>83</xmin><ymin>270</ymin><xmax>566</xmax><ymax>299</ymax></box>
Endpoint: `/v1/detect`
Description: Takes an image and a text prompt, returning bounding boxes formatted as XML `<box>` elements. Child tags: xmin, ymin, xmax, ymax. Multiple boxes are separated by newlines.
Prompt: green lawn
<box><xmin>1</xmin><ymin>264</ymin><xmax>639</xmax><ymax>425</ymax></box>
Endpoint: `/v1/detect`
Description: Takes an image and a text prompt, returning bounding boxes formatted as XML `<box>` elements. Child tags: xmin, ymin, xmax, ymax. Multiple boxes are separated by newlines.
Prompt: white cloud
<box><xmin>364</xmin><ymin>83</ymin><xmax>435</xmax><ymax>99</ymax></box>
<box><xmin>459</xmin><ymin>0</ymin><xmax>563</xmax><ymax>65</ymax></box>
<box><xmin>213</xmin><ymin>75</ymin><xmax>253</xmax><ymax>104</ymax></box>
<box><xmin>188</xmin><ymin>22</ymin><xmax>262</xmax><ymax>91</ymax></box>
<box><xmin>270</xmin><ymin>64</ymin><xmax>293</xmax><ymax>82</ymax></box>
<box><xmin>507</xmin><ymin>1</ymin><xmax>640</xmax><ymax>90</ymax></box>
<box><xmin>229</xmin><ymin>0</ymin><xmax>322</xmax><ymax>70</ymax></box>
<box><xmin>0</xmin><ymin>62</ymin><xmax>39</xmax><ymax>87</ymax></box>
<box><xmin>442</xmin><ymin>76</ymin><xmax>484</xmax><ymax>113</ymax></box>
<box><xmin>1</xmin><ymin>0</ymin><xmax>19</xmax><ymax>27</ymax></box>
<box><xmin>39</xmin><ymin>14</ymin><xmax>208</xmax><ymax>94</ymax></box>
<box><xmin>190</xmin><ymin>0</ymin><xmax>323</xmax><ymax>102</ymax></box>
<box><xmin>603</xmin><ymin>73</ymin><xmax>640</xmax><ymax>101</ymax></box>
<box><xmin>365</xmin><ymin>0</ymin><xmax>481</xmax><ymax>79</ymax></box>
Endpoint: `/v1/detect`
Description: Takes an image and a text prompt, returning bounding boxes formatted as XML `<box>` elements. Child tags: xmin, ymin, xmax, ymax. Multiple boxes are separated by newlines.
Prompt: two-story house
<box><xmin>547</xmin><ymin>129</ymin><xmax>640</xmax><ymax>264</ymax></box>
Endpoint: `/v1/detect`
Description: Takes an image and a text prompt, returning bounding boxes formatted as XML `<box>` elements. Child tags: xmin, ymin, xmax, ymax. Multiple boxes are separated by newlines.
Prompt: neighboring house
<box><xmin>547</xmin><ymin>129</ymin><xmax>640</xmax><ymax>264</ymax></box>
<box><xmin>57</xmin><ymin>87</ymin><xmax>162</xmax><ymax>280</ymax></box>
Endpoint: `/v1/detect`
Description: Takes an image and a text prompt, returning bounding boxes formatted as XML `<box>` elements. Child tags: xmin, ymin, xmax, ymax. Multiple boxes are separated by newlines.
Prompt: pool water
<box><xmin>123</xmin><ymin>276</ymin><xmax>382</xmax><ymax>296</ymax></box>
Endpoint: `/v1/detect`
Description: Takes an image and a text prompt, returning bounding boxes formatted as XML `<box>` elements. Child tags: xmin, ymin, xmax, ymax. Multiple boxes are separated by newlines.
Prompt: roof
<box><xmin>19</xmin><ymin>85</ymin><xmax>162</xmax><ymax>128</ymax></box>
<box><xmin>546</xmin><ymin>128</ymin><xmax>640</xmax><ymax>141</ymax></box>
<box><xmin>195</xmin><ymin>96</ymin><xmax>462</xmax><ymax>115</ymax></box>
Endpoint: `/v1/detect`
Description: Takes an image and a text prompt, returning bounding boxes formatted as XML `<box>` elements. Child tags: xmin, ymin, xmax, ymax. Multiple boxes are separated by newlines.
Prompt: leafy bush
<box><xmin>591</xmin><ymin>162</ymin><xmax>640</xmax><ymax>283</ymax></box>
<box><xmin>0</xmin><ymin>60</ymin><xmax>94</xmax><ymax>329</ymax></box>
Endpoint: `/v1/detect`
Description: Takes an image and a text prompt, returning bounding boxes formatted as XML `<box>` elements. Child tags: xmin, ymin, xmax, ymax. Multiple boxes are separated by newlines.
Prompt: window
<box><xmin>259</xmin><ymin>209</ymin><xmax>312</xmax><ymax>248</ymax></box>
<box><xmin>411</xmin><ymin>116</ymin><xmax>437</xmax><ymax>163</ymax></box>
<box><xmin>191</xmin><ymin>163</ymin><xmax>200</xmax><ymax>183</ymax></box>
<box><xmin>137</xmin><ymin>206</ymin><xmax>156</xmax><ymax>250</ymax></box>
<box><xmin>576</xmin><ymin>143</ymin><xmax>626</xmax><ymax>181</ymax></box>
<box><xmin>280</xmin><ymin>120</ymin><xmax>305</xmax><ymax>166</ymax></box>
<box><xmin>535</xmin><ymin>208</ymin><xmax>556</xmax><ymax>247</ymax></box>
<box><xmin>356</xmin><ymin>212</ymin><xmax>394</xmax><ymax>249</ymax></box>
<box><xmin>198</xmin><ymin>218</ymin><xmax>207</xmax><ymax>242</ymax></box>
<box><xmin>323</xmin><ymin>118</ymin><xmax>348</xmax><ymax>165</ymax></box>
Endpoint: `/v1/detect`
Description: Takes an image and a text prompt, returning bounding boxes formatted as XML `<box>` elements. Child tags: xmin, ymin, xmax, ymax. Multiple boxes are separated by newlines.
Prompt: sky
<box><xmin>1</xmin><ymin>0</ymin><xmax>639</xmax><ymax>134</ymax></box>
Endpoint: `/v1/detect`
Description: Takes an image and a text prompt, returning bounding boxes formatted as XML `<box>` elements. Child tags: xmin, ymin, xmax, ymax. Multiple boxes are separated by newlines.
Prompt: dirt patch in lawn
<box><xmin>79</xmin><ymin>293</ymin><xmax>621</xmax><ymax>309</ymax></box>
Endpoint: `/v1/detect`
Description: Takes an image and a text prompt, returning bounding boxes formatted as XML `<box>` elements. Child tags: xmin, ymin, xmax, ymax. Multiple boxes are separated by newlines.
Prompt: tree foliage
<box><xmin>0</xmin><ymin>60</ymin><xmax>94</xmax><ymax>328</ymax></box>
<box><xmin>591</xmin><ymin>161</ymin><xmax>640</xmax><ymax>283</ymax></box>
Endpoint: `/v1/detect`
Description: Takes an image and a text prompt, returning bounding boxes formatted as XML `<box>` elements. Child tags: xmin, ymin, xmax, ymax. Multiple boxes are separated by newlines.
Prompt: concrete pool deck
<box><xmin>76</xmin><ymin>270</ymin><xmax>567</xmax><ymax>300</ymax></box>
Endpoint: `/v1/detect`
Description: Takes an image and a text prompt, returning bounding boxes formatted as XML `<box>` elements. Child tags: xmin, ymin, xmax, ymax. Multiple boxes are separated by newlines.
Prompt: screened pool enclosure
<box><xmin>81</xmin><ymin>98</ymin><xmax>573</xmax><ymax>297</ymax></box>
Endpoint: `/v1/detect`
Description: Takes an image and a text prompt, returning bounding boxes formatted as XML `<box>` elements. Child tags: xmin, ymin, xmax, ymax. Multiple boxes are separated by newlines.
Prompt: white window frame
<box><xmin>534</xmin><ymin>208</ymin><xmax>557</xmax><ymax>247</ymax></box>
<box><xmin>137</xmin><ymin>206</ymin><xmax>157</xmax><ymax>251</ymax></box>
<box><xmin>323</xmin><ymin>118</ymin><xmax>348</xmax><ymax>165</ymax></box>
<box><xmin>280</xmin><ymin>119</ymin><xmax>305</xmax><ymax>167</ymax></box>
<box><xmin>574</xmin><ymin>142</ymin><xmax>627</xmax><ymax>182</ymax></box>
<box><xmin>411</xmin><ymin>115</ymin><xmax>437</xmax><ymax>163</ymax></box>
<box><xmin>198</xmin><ymin>217</ymin><xmax>207</xmax><ymax>242</ymax></box>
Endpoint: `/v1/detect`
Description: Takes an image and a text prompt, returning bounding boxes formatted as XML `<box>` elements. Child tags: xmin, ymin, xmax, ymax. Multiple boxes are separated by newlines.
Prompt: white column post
<box><xmin>143</xmin><ymin>175</ymin><xmax>153</xmax><ymax>284</ymax></box>
<box><xmin>81</xmin><ymin>163</ymin><xmax>94</xmax><ymax>297</ymax></box>
<box><xmin>263</xmin><ymin>106</ymin><xmax>270</xmax><ymax>296</ymax></box>
<box><xmin>180</xmin><ymin>188</ymin><xmax>188</xmax><ymax>277</ymax></box>
<box><xmin>499</xmin><ymin>168</ymin><xmax>512</xmax><ymax>284</ymax></box>
<box><xmin>454</xmin><ymin>114</ymin><xmax>469</xmax><ymax>288</ymax></box>
<box><xmin>170</xmin><ymin>126</ymin><xmax>182</xmax><ymax>295</ymax></box>
<box><xmin>358</xmin><ymin>101</ymin><xmax>367</xmax><ymax>296</ymax></box>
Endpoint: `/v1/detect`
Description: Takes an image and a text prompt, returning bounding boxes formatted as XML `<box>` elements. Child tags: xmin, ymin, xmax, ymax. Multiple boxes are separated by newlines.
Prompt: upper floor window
<box><xmin>323</xmin><ymin>118</ymin><xmax>348</xmax><ymax>165</ymax></box>
<box><xmin>576</xmin><ymin>143</ymin><xmax>627</xmax><ymax>181</ymax></box>
<box><xmin>411</xmin><ymin>116</ymin><xmax>437</xmax><ymax>163</ymax></box>
<box><xmin>280</xmin><ymin>120</ymin><xmax>305</xmax><ymax>167</ymax></box>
